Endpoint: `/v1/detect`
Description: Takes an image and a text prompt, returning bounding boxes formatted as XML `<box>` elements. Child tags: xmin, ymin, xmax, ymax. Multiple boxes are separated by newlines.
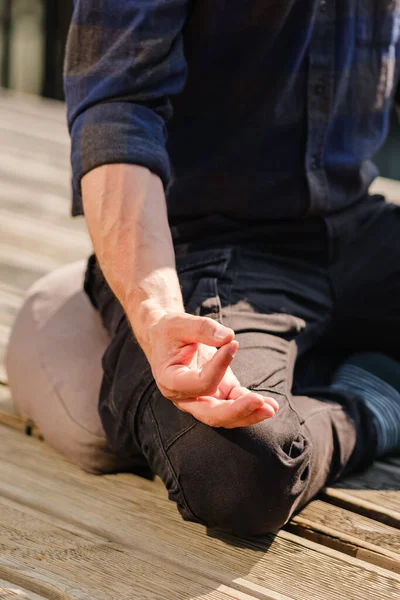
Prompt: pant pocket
<box><xmin>185</xmin><ymin>277</ymin><xmax>222</xmax><ymax>321</ymax></box>
<box><xmin>177</xmin><ymin>247</ymin><xmax>235</xmax><ymax>322</ymax></box>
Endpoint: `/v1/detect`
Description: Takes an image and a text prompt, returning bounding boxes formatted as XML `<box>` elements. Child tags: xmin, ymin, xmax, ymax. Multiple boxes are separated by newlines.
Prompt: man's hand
<box><xmin>145</xmin><ymin>312</ymin><xmax>279</xmax><ymax>428</ymax></box>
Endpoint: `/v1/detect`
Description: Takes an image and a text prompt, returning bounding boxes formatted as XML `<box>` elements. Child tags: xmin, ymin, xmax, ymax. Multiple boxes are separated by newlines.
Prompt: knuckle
<box><xmin>199</xmin><ymin>317</ymin><xmax>211</xmax><ymax>336</ymax></box>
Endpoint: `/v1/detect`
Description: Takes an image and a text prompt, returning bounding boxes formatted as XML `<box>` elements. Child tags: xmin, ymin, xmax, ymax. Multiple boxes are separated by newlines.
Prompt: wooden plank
<box><xmin>0</xmin><ymin>385</ymin><xmax>16</xmax><ymax>416</ymax></box>
<box><xmin>0</xmin><ymin>209</ymin><xmax>91</xmax><ymax>265</ymax></box>
<box><xmin>0</xmin><ymin>365</ymin><xmax>7</xmax><ymax>385</ymax></box>
<box><xmin>323</xmin><ymin>461</ymin><xmax>400</xmax><ymax>529</ymax></box>
<box><xmin>0</xmin><ymin>149</ymin><xmax>70</xmax><ymax>195</ymax></box>
<box><xmin>0</xmin><ymin>385</ymin><xmax>41</xmax><ymax>438</ymax></box>
<box><xmin>0</xmin><ymin>283</ymin><xmax>23</xmax><ymax>329</ymax></box>
<box><xmin>0</xmin><ymin>426</ymin><xmax>399</xmax><ymax>600</ymax></box>
<box><xmin>0</xmin><ymin>165</ymin><xmax>69</xmax><ymax>201</ymax></box>
<box><xmin>289</xmin><ymin>499</ymin><xmax>400</xmax><ymax>573</ymax></box>
<box><xmin>0</xmin><ymin>323</ymin><xmax>10</xmax><ymax>371</ymax></box>
<box><xmin>1</xmin><ymin>179</ymin><xmax>79</xmax><ymax>225</ymax></box>
<box><xmin>1</xmin><ymin>178</ymin><xmax>70</xmax><ymax>212</ymax></box>
<box><xmin>3</xmin><ymin>380</ymin><xmax>398</xmax><ymax>574</ymax></box>
<box><xmin>2</xmin><ymin>381</ymin><xmax>398</xmax><ymax>576</ymax></box>
<box><xmin>0</xmin><ymin>298</ymin><xmax>19</xmax><ymax>329</ymax></box>
<box><xmin>0</xmin><ymin>128</ymin><xmax>69</xmax><ymax>165</ymax></box>
<box><xmin>0</xmin><ymin>243</ymin><xmax>63</xmax><ymax>286</ymax></box>
<box><xmin>0</xmin><ymin>112</ymin><xmax>68</xmax><ymax>147</ymax></box>
<box><xmin>0</xmin><ymin>90</ymin><xmax>68</xmax><ymax>125</ymax></box>
<box><xmin>0</xmin><ymin>579</ymin><xmax>48</xmax><ymax>600</ymax></box>
<box><xmin>0</xmin><ymin>498</ymin><xmax>254</xmax><ymax>600</ymax></box>
<box><xmin>0</xmin><ymin>94</ymin><xmax>69</xmax><ymax>141</ymax></box>
<box><xmin>1</xmin><ymin>379</ymin><xmax>399</xmax><ymax>580</ymax></box>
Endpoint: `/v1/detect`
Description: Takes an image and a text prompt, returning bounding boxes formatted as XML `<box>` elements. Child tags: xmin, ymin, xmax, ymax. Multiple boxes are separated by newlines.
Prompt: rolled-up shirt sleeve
<box><xmin>64</xmin><ymin>0</ymin><xmax>190</xmax><ymax>215</ymax></box>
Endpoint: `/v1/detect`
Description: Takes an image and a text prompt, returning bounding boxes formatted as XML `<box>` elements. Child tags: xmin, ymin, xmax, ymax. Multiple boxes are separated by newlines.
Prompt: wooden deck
<box><xmin>0</xmin><ymin>88</ymin><xmax>400</xmax><ymax>599</ymax></box>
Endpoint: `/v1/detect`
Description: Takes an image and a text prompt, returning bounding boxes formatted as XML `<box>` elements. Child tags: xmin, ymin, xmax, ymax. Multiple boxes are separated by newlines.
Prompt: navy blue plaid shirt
<box><xmin>65</xmin><ymin>1</ymin><xmax>400</xmax><ymax>238</ymax></box>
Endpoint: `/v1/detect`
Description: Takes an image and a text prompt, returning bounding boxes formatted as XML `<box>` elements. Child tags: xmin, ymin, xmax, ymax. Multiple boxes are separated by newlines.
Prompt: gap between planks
<box><xmin>0</xmin><ymin>380</ymin><xmax>400</xmax><ymax>574</ymax></box>
<box><xmin>0</xmin><ymin>427</ymin><xmax>399</xmax><ymax>600</ymax></box>
<box><xmin>0</xmin><ymin>413</ymin><xmax>399</xmax><ymax>583</ymax></box>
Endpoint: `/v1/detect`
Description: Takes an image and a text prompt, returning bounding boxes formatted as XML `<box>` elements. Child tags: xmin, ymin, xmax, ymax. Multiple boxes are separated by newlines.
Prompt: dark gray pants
<box><xmin>85</xmin><ymin>197</ymin><xmax>400</xmax><ymax>535</ymax></box>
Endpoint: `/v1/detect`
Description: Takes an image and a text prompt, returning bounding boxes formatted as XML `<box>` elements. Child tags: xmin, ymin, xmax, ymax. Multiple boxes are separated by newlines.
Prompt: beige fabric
<box><xmin>6</xmin><ymin>261</ymin><xmax>129</xmax><ymax>474</ymax></box>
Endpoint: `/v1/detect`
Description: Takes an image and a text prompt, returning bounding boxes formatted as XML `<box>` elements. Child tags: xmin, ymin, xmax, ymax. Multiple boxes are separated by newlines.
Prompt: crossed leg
<box><xmin>90</xmin><ymin>243</ymin><xmax>376</xmax><ymax>535</ymax></box>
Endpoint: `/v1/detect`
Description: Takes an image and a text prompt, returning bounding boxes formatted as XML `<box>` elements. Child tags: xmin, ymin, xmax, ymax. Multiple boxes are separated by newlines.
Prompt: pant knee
<box><xmin>189</xmin><ymin>485</ymin><xmax>298</xmax><ymax>535</ymax></box>
<box><xmin>170</xmin><ymin>425</ymin><xmax>312</xmax><ymax>535</ymax></box>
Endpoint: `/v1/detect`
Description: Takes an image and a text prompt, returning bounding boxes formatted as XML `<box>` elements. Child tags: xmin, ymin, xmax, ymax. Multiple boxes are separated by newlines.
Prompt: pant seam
<box><xmin>284</xmin><ymin>340</ymin><xmax>306</xmax><ymax>426</ymax></box>
<box><xmin>164</xmin><ymin>421</ymin><xmax>199</xmax><ymax>452</ymax></box>
<box><xmin>128</xmin><ymin>378</ymin><xmax>158</xmax><ymax>445</ymax></box>
<box><xmin>148</xmin><ymin>402</ymin><xmax>206</xmax><ymax>524</ymax></box>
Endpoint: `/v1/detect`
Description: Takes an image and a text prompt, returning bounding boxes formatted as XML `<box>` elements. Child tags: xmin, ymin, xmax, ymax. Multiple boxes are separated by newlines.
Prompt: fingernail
<box><xmin>214</xmin><ymin>326</ymin><xmax>230</xmax><ymax>342</ymax></box>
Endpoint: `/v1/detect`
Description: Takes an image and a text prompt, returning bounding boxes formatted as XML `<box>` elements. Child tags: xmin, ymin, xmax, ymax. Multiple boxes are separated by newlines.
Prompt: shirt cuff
<box><xmin>70</xmin><ymin>101</ymin><xmax>171</xmax><ymax>216</ymax></box>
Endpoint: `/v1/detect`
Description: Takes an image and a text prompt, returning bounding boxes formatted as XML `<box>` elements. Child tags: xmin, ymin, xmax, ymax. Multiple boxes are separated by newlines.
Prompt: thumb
<box><xmin>173</xmin><ymin>314</ymin><xmax>234</xmax><ymax>347</ymax></box>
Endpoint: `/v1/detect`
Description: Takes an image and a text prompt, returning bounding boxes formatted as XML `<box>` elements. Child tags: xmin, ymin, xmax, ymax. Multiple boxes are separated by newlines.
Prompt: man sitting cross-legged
<box><xmin>7</xmin><ymin>0</ymin><xmax>400</xmax><ymax>534</ymax></box>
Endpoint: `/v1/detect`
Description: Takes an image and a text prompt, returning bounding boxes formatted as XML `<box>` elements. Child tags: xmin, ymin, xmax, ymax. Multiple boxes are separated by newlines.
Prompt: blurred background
<box><xmin>0</xmin><ymin>1</ymin><xmax>91</xmax><ymax>380</ymax></box>
<box><xmin>0</xmin><ymin>0</ymin><xmax>71</xmax><ymax>99</ymax></box>
<box><xmin>0</xmin><ymin>0</ymin><xmax>399</xmax><ymax>178</ymax></box>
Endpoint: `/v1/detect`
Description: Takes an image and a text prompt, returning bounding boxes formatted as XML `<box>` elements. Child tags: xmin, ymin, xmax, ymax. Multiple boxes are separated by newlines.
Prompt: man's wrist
<box><xmin>128</xmin><ymin>299</ymin><xmax>184</xmax><ymax>355</ymax></box>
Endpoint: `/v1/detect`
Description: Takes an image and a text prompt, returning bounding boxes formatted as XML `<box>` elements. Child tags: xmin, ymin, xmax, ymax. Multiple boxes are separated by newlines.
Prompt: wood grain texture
<box><xmin>0</xmin><ymin>209</ymin><xmax>91</xmax><ymax>263</ymax></box>
<box><xmin>0</xmin><ymin>89</ymin><xmax>70</xmax><ymax>125</ymax></box>
<box><xmin>0</xmin><ymin>324</ymin><xmax>10</xmax><ymax>375</ymax></box>
<box><xmin>289</xmin><ymin>499</ymin><xmax>400</xmax><ymax>573</ymax></box>
<box><xmin>0</xmin><ymin>425</ymin><xmax>399</xmax><ymax>600</ymax></box>
<box><xmin>0</xmin><ymin>92</ymin><xmax>90</xmax><ymax>386</ymax></box>
<box><xmin>0</xmin><ymin>579</ymin><xmax>48</xmax><ymax>600</ymax></box>
<box><xmin>0</xmin><ymin>385</ymin><xmax>42</xmax><ymax>438</ymax></box>
<box><xmin>1</xmin><ymin>380</ymin><xmax>398</xmax><ymax>578</ymax></box>
<box><xmin>0</xmin><ymin>385</ymin><xmax>17</xmax><ymax>416</ymax></box>
<box><xmin>0</xmin><ymin>366</ymin><xmax>7</xmax><ymax>385</ymax></box>
<box><xmin>0</xmin><ymin>282</ymin><xmax>24</xmax><ymax>329</ymax></box>
<box><xmin>323</xmin><ymin>462</ymin><xmax>400</xmax><ymax>528</ymax></box>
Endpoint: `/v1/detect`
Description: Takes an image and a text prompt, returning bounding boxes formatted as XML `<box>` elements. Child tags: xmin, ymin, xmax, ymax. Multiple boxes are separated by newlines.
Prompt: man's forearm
<box><xmin>82</xmin><ymin>164</ymin><xmax>184</xmax><ymax>355</ymax></box>
<box><xmin>81</xmin><ymin>163</ymin><xmax>277</xmax><ymax>427</ymax></box>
